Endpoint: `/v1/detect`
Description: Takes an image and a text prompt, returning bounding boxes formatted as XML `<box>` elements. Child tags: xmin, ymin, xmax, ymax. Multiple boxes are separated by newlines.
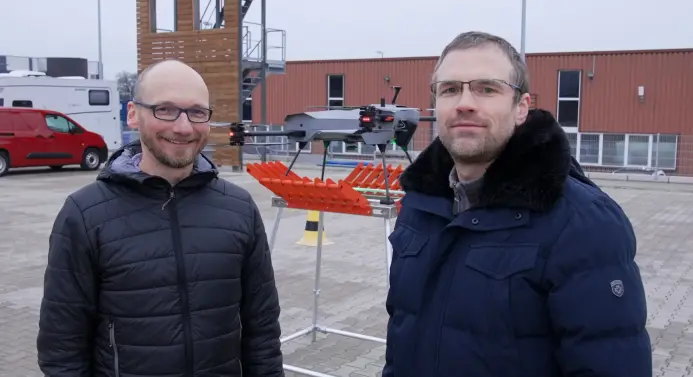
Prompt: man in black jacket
<box><xmin>36</xmin><ymin>59</ymin><xmax>284</xmax><ymax>376</ymax></box>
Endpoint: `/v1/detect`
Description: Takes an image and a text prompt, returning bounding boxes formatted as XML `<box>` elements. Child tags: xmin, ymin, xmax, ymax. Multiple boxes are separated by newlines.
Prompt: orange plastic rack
<box><xmin>245</xmin><ymin>161</ymin><xmax>405</xmax><ymax>216</ymax></box>
<box><xmin>343</xmin><ymin>162</ymin><xmax>405</xmax><ymax>197</ymax></box>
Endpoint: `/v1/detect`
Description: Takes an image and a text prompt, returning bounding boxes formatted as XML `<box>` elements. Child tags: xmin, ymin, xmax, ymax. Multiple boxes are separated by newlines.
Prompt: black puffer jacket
<box><xmin>37</xmin><ymin>141</ymin><xmax>284</xmax><ymax>377</ymax></box>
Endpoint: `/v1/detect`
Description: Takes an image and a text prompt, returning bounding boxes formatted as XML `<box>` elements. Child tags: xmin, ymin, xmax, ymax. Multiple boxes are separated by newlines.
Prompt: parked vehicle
<box><xmin>0</xmin><ymin>107</ymin><xmax>108</xmax><ymax>176</ymax></box>
<box><xmin>0</xmin><ymin>75</ymin><xmax>122</xmax><ymax>152</ymax></box>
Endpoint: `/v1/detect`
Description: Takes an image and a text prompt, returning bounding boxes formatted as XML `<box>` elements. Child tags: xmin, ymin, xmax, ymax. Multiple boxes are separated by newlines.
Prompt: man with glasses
<box><xmin>37</xmin><ymin>59</ymin><xmax>284</xmax><ymax>377</ymax></box>
<box><xmin>383</xmin><ymin>32</ymin><xmax>651</xmax><ymax>376</ymax></box>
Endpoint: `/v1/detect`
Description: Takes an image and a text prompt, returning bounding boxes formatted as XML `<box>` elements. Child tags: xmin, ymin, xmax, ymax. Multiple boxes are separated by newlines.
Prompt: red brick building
<box><xmin>245</xmin><ymin>48</ymin><xmax>693</xmax><ymax>175</ymax></box>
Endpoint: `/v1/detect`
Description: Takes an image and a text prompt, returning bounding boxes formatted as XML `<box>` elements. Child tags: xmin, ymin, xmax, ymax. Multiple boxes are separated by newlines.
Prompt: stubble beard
<box><xmin>440</xmin><ymin>128</ymin><xmax>512</xmax><ymax>165</ymax></box>
<box><xmin>140</xmin><ymin>127</ymin><xmax>206</xmax><ymax>169</ymax></box>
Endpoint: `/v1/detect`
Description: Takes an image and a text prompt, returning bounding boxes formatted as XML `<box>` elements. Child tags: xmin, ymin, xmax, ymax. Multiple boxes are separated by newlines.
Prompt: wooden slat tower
<box><xmin>135</xmin><ymin>0</ymin><xmax>241</xmax><ymax>168</ymax></box>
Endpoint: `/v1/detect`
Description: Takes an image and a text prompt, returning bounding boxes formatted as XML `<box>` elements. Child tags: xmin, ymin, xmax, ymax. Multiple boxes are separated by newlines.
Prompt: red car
<box><xmin>0</xmin><ymin>107</ymin><xmax>108</xmax><ymax>176</ymax></box>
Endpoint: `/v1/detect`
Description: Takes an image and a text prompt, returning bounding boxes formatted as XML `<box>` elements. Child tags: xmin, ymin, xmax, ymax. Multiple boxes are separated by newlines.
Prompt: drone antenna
<box><xmin>377</xmin><ymin>144</ymin><xmax>394</xmax><ymax>205</ymax></box>
<box><xmin>286</xmin><ymin>141</ymin><xmax>308</xmax><ymax>175</ymax></box>
<box><xmin>391</xmin><ymin>86</ymin><xmax>401</xmax><ymax>105</ymax></box>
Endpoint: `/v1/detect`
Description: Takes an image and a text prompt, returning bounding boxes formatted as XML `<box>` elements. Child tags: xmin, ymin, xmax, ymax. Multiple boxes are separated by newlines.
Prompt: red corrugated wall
<box><xmin>249</xmin><ymin>49</ymin><xmax>693</xmax><ymax>172</ymax></box>
<box><xmin>252</xmin><ymin>57</ymin><xmax>437</xmax><ymax>124</ymax></box>
<box><xmin>254</xmin><ymin>48</ymin><xmax>693</xmax><ymax>135</ymax></box>
<box><xmin>527</xmin><ymin>49</ymin><xmax>693</xmax><ymax>134</ymax></box>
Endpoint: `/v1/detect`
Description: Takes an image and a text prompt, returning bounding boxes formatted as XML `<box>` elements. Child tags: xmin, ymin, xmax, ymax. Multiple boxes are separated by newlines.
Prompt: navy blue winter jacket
<box><xmin>383</xmin><ymin>109</ymin><xmax>652</xmax><ymax>377</ymax></box>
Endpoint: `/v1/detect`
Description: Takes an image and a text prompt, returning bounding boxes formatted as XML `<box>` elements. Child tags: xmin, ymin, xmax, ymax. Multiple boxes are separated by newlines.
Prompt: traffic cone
<box><xmin>297</xmin><ymin>210</ymin><xmax>333</xmax><ymax>246</ymax></box>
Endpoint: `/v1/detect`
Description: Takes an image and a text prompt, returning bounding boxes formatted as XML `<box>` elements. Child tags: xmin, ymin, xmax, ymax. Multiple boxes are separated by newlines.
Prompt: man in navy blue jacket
<box><xmin>382</xmin><ymin>31</ymin><xmax>652</xmax><ymax>377</ymax></box>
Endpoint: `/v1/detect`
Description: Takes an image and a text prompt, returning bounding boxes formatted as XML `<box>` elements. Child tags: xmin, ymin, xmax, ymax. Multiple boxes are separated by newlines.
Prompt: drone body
<box><xmin>229</xmin><ymin>103</ymin><xmax>428</xmax><ymax>150</ymax></box>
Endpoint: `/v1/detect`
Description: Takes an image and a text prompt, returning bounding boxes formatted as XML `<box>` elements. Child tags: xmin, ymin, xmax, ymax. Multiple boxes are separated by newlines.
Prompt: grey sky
<box><xmin>1</xmin><ymin>0</ymin><xmax>691</xmax><ymax>80</ymax></box>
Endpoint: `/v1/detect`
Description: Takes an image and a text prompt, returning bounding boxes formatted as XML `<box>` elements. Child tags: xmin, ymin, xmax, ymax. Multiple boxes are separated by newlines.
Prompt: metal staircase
<box><xmin>199</xmin><ymin>0</ymin><xmax>286</xmax><ymax>103</ymax></box>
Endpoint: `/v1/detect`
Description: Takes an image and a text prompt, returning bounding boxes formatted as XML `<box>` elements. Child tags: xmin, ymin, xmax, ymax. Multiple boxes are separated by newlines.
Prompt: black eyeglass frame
<box><xmin>133</xmin><ymin>101</ymin><xmax>213</xmax><ymax>123</ymax></box>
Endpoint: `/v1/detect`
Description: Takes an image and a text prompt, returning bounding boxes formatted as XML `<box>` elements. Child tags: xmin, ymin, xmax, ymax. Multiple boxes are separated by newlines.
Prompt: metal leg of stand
<box><xmin>268</xmin><ymin>207</ymin><xmax>283</xmax><ymax>253</ymax></box>
<box><xmin>383</xmin><ymin>217</ymin><xmax>393</xmax><ymax>286</ymax></box>
<box><xmin>311</xmin><ymin>210</ymin><xmax>325</xmax><ymax>343</ymax></box>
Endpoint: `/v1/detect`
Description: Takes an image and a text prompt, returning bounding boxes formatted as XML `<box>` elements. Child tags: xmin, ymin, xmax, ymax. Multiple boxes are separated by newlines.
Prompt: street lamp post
<box><xmin>97</xmin><ymin>0</ymin><xmax>104</xmax><ymax>79</ymax></box>
<box><xmin>520</xmin><ymin>0</ymin><xmax>527</xmax><ymax>62</ymax></box>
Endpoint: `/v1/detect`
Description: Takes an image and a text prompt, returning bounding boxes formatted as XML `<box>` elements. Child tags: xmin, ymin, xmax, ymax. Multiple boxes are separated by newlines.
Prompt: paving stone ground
<box><xmin>1</xmin><ymin>166</ymin><xmax>693</xmax><ymax>377</ymax></box>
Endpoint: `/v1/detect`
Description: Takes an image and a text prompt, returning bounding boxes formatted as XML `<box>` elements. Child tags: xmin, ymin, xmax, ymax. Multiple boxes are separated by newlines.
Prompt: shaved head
<box><xmin>133</xmin><ymin>59</ymin><xmax>210</xmax><ymax>106</ymax></box>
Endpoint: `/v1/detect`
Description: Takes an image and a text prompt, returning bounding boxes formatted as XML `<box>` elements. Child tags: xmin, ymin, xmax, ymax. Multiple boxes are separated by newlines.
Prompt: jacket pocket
<box><xmin>444</xmin><ymin>243</ymin><xmax>539</xmax><ymax>330</ymax></box>
<box><xmin>388</xmin><ymin>224</ymin><xmax>430</xmax><ymax>314</ymax></box>
<box><xmin>109</xmin><ymin>318</ymin><xmax>121</xmax><ymax>377</ymax></box>
<box><xmin>440</xmin><ymin>244</ymin><xmax>540</xmax><ymax>377</ymax></box>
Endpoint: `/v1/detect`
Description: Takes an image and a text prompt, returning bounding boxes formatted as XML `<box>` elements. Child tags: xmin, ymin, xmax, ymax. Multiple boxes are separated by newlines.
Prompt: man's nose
<box><xmin>172</xmin><ymin>113</ymin><xmax>195</xmax><ymax>134</ymax></box>
<box><xmin>454</xmin><ymin>84</ymin><xmax>478</xmax><ymax>112</ymax></box>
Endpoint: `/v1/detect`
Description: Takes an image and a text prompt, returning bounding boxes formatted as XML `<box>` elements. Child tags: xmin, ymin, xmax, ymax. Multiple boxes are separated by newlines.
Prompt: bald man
<box><xmin>36</xmin><ymin>59</ymin><xmax>285</xmax><ymax>377</ymax></box>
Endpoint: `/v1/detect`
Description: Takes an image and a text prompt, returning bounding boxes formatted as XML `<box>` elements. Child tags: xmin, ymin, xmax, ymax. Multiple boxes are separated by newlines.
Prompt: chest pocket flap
<box><xmin>389</xmin><ymin>224</ymin><xmax>429</xmax><ymax>258</ymax></box>
<box><xmin>465</xmin><ymin>243</ymin><xmax>539</xmax><ymax>279</ymax></box>
<box><xmin>388</xmin><ymin>225</ymin><xmax>431</xmax><ymax>313</ymax></box>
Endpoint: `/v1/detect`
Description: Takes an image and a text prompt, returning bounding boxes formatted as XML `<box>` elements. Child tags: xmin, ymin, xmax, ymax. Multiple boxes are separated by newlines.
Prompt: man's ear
<box><xmin>514</xmin><ymin>92</ymin><xmax>532</xmax><ymax>126</ymax></box>
<box><xmin>126</xmin><ymin>101</ymin><xmax>140</xmax><ymax>129</ymax></box>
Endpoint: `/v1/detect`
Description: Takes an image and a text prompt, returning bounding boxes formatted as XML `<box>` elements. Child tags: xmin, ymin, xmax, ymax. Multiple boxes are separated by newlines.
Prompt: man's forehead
<box><xmin>140</xmin><ymin>79</ymin><xmax>210</xmax><ymax>108</ymax></box>
<box><xmin>435</xmin><ymin>46</ymin><xmax>513</xmax><ymax>82</ymax></box>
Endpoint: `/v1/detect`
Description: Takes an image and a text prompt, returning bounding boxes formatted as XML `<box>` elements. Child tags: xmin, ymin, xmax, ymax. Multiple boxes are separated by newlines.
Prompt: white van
<box><xmin>0</xmin><ymin>75</ymin><xmax>123</xmax><ymax>151</ymax></box>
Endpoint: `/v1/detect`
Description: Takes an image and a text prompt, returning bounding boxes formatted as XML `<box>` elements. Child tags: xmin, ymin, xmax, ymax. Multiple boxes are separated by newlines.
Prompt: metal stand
<box><xmin>267</xmin><ymin>196</ymin><xmax>397</xmax><ymax>377</ymax></box>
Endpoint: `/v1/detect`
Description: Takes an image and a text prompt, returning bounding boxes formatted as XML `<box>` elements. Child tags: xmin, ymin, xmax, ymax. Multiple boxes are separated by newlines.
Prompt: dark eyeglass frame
<box><xmin>133</xmin><ymin>101</ymin><xmax>213</xmax><ymax>123</ymax></box>
<box><xmin>430</xmin><ymin>79</ymin><xmax>522</xmax><ymax>97</ymax></box>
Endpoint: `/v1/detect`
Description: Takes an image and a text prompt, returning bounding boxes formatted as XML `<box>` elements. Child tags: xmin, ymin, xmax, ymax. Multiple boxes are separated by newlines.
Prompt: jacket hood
<box><xmin>97</xmin><ymin>139</ymin><xmax>219</xmax><ymax>189</ymax></box>
<box><xmin>399</xmin><ymin>108</ymin><xmax>594</xmax><ymax>212</ymax></box>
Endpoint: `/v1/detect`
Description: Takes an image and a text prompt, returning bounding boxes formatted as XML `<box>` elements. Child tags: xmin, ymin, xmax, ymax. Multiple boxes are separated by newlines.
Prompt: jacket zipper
<box><xmin>166</xmin><ymin>187</ymin><xmax>195</xmax><ymax>376</ymax></box>
<box><xmin>109</xmin><ymin>318</ymin><xmax>120</xmax><ymax>377</ymax></box>
<box><xmin>238</xmin><ymin>312</ymin><xmax>243</xmax><ymax>377</ymax></box>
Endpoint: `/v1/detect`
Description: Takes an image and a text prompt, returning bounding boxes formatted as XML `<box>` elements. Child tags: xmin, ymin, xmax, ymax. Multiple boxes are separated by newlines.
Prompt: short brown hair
<box><xmin>432</xmin><ymin>31</ymin><xmax>530</xmax><ymax>96</ymax></box>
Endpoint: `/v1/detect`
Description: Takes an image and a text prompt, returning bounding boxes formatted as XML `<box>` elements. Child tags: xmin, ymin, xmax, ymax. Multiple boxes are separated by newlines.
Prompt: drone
<box><xmin>225</xmin><ymin>86</ymin><xmax>435</xmax><ymax>205</ymax></box>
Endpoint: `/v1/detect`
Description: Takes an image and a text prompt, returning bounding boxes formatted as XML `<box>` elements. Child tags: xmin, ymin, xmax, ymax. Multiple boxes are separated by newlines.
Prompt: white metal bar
<box><xmin>280</xmin><ymin>326</ymin><xmax>314</xmax><ymax>344</ymax></box>
<box><xmin>266</xmin><ymin>197</ymin><xmax>396</xmax><ymax>375</ymax></box>
<box><xmin>268</xmin><ymin>207</ymin><xmax>283</xmax><ymax>253</ymax></box>
<box><xmin>319</xmin><ymin>326</ymin><xmax>386</xmax><ymax>344</ymax></box>
<box><xmin>311</xmin><ymin>211</ymin><xmax>325</xmax><ymax>343</ymax></box>
<box><xmin>383</xmin><ymin>217</ymin><xmax>392</xmax><ymax>286</ymax></box>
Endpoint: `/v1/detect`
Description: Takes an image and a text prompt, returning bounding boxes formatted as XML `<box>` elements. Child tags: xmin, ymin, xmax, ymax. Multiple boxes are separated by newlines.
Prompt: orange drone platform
<box><xmin>246</xmin><ymin>161</ymin><xmax>405</xmax><ymax>215</ymax></box>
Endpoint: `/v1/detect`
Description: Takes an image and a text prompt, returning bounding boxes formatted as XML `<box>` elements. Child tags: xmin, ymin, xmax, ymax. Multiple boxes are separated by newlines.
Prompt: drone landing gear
<box><xmin>285</xmin><ymin>141</ymin><xmax>309</xmax><ymax>176</ymax></box>
<box><xmin>377</xmin><ymin>144</ymin><xmax>395</xmax><ymax>205</ymax></box>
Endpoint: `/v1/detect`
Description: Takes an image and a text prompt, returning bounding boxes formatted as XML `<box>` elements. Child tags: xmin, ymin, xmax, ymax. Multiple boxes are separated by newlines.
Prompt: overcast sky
<box><xmin>1</xmin><ymin>0</ymin><xmax>691</xmax><ymax>80</ymax></box>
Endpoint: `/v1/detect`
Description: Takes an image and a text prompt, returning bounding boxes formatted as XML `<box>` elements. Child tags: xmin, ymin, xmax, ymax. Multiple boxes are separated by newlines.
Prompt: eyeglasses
<box><xmin>134</xmin><ymin>101</ymin><xmax>213</xmax><ymax>123</ymax></box>
<box><xmin>431</xmin><ymin>79</ymin><xmax>521</xmax><ymax>98</ymax></box>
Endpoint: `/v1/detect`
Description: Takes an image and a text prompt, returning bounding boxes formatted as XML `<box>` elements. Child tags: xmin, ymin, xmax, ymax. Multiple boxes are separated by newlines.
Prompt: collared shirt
<box><xmin>449</xmin><ymin>166</ymin><xmax>483</xmax><ymax>214</ymax></box>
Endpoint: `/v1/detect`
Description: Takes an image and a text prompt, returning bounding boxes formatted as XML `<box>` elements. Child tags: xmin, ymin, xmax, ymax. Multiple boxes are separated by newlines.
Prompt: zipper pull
<box><xmin>108</xmin><ymin>321</ymin><xmax>113</xmax><ymax>347</ymax></box>
<box><xmin>162</xmin><ymin>189</ymin><xmax>175</xmax><ymax>210</ymax></box>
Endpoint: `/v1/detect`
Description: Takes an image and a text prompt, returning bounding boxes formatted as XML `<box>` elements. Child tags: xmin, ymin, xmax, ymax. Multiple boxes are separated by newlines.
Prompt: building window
<box><xmin>566</xmin><ymin>132</ymin><xmax>577</xmax><ymax>157</ymax></box>
<box><xmin>242</xmin><ymin>97</ymin><xmax>252</xmax><ymax>123</ymax></box>
<box><xmin>626</xmin><ymin>134</ymin><xmax>650</xmax><ymax>166</ymax></box>
<box><xmin>578</xmin><ymin>133</ymin><xmax>600</xmax><ymax>164</ymax></box>
<box><xmin>150</xmin><ymin>0</ymin><xmax>177</xmax><ymax>33</ymax></box>
<box><xmin>556</xmin><ymin>70</ymin><xmax>581</xmax><ymax>132</ymax></box>
<box><xmin>327</xmin><ymin>74</ymin><xmax>344</xmax><ymax>108</ymax></box>
<box><xmin>12</xmin><ymin>100</ymin><xmax>33</xmax><ymax>108</ymax></box>
<box><xmin>652</xmin><ymin>134</ymin><xmax>677</xmax><ymax>170</ymax></box>
<box><xmin>89</xmin><ymin>89</ymin><xmax>110</xmax><ymax>106</ymax></box>
<box><xmin>602</xmin><ymin>134</ymin><xmax>625</xmax><ymax>166</ymax></box>
<box><xmin>573</xmin><ymin>132</ymin><xmax>678</xmax><ymax>170</ymax></box>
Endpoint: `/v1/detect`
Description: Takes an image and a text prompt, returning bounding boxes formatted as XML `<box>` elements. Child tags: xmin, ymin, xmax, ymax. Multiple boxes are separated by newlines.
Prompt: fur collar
<box><xmin>399</xmin><ymin>109</ymin><xmax>580</xmax><ymax>212</ymax></box>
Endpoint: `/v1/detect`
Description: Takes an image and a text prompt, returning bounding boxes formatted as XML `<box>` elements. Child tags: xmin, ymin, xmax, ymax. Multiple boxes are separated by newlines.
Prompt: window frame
<box><xmin>556</xmin><ymin>70</ymin><xmax>581</xmax><ymax>133</ymax></box>
<box><xmin>88</xmin><ymin>89</ymin><xmax>110</xmax><ymax>106</ymax></box>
